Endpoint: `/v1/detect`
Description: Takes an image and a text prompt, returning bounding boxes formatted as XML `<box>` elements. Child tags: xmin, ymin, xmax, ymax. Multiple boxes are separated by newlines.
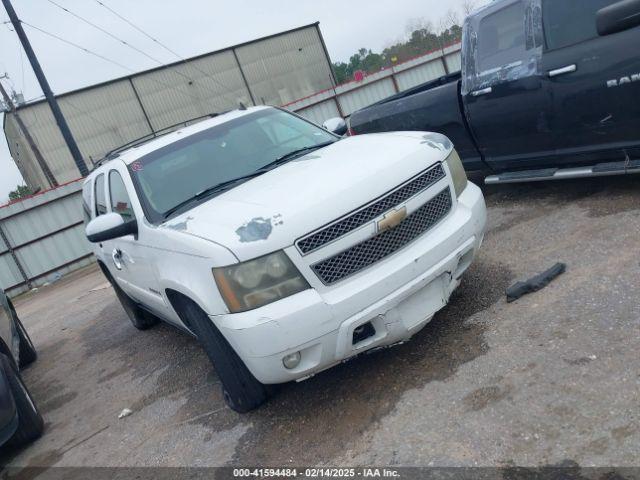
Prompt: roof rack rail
<box><xmin>90</xmin><ymin>111</ymin><xmax>226</xmax><ymax>169</ymax></box>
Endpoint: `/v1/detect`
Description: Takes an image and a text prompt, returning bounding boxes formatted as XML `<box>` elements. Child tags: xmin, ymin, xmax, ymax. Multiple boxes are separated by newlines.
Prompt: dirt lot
<box><xmin>0</xmin><ymin>176</ymin><xmax>638</xmax><ymax>471</ymax></box>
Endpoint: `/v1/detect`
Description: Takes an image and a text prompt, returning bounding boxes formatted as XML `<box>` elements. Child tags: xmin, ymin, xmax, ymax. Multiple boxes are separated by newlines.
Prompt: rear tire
<box><xmin>11</xmin><ymin>307</ymin><xmax>37</xmax><ymax>368</ymax></box>
<box><xmin>177</xmin><ymin>298</ymin><xmax>270</xmax><ymax>413</ymax></box>
<box><xmin>1</xmin><ymin>356</ymin><xmax>43</xmax><ymax>447</ymax></box>
<box><xmin>100</xmin><ymin>264</ymin><xmax>158</xmax><ymax>331</ymax></box>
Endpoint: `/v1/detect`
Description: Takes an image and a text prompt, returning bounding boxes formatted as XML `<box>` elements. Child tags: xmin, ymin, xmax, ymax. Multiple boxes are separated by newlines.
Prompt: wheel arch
<box><xmin>164</xmin><ymin>289</ymin><xmax>203</xmax><ymax>333</ymax></box>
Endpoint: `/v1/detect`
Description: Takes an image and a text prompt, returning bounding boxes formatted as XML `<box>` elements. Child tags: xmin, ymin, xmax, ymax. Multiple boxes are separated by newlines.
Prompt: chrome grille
<box><xmin>311</xmin><ymin>188</ymin><xmax>452</xmax><ymax>285</ymax></box>
<box><xmin>296</xmin><ymin>164</ymin><xmax>445</xmax><ymax>254</ymax></box>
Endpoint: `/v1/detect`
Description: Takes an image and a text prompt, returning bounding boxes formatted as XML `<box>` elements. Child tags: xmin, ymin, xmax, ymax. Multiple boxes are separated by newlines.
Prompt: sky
<box><xmin>0</xmin><ymin>0</ymin><xmax>473</xmax><ymax>203</ymax></box>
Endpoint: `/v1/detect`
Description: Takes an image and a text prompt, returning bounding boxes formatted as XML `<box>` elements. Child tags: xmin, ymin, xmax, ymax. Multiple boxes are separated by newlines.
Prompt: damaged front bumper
<box><xmin>214</xmin><ymin>183</ymin><xmax>486</xmax><ymax>385</ymax></box>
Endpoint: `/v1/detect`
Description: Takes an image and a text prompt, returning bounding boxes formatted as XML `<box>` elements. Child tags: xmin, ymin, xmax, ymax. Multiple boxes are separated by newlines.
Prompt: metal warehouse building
<box><xmin>3</xmin><ymin>23</ymin><xmax>336</xmax><ymax>191</ymax></box>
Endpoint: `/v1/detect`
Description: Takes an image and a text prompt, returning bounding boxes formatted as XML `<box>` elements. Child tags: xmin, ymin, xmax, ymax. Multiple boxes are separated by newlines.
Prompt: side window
<box><xmin>94</xmin><ymin>174</ymin><xmax>107</xmax><ymax>217</ymax></box>
<box><xmin>82</xmin><ymin>182</ymin><xmax>92</xmax><ymax>226</ymax></box>
<box><xmin>477</xmin><ymin>1</ymin><xmax>526</xmax><ymax>73</ymax></box>
<box><xmin>543</xmin><ymin>0</ymin><xmax>617</xmax><ymax>50</ymax></box>
<box><xmin>109</xmin><ymin>171</ymin><xmax>135</xmax><ymax>221</ymax></box>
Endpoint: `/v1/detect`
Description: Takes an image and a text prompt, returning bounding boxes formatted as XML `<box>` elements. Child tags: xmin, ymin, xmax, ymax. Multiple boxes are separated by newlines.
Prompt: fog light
<box><xmin>282</xmin><ymin>352</ymin><xmax>301</xmax><ymax>370</ymax></box>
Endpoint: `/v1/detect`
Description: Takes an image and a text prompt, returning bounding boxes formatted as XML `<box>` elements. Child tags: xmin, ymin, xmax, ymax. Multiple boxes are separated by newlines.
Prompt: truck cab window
<box><xmin>94</xmin><ymin>174</ymin><xmax>107</xmax><ymax>217</ymax></box>
<box><xmin>109</xmin><ymin>171</ymin><xmax>135</xmax><ymax>221</ymax></box>
<box><xmin>543</xmin><ymin>0</ymin><xmax>617</xmax><ymax>50</ymax></box>
<box><xmin>478</xmin><ymin>1</ymin><xmax>526</xmax><ymax>73</ymax></box>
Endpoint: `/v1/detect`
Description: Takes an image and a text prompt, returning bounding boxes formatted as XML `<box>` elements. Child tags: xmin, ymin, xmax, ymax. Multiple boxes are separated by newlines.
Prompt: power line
<box><xmin>93</xmin><ymin>0</ymin><xmax>184</xmax><ymax>61</ymax></box>
<box><xmin>91</xmin><ymin>0</ymin><xmax>248</xmax><ymax>103</ymax></box>
<box><xmin>20</xmin><ymin>20</ymin><xmax>223</xmax><ymax>108</ymax></box>
<box><xmin>43</xmin><ymin>0</ymin><xmax>241</xmax><ymax>108</ymax></box>
<box><xmin>21</xmin><ymin>20</ymin><xmax>133</xmax><ymax>72</ymax></box>
<box><xmin>45</xmin><ymin>0</ymin><xmax>175</xmax><ymax>75</ymax></box>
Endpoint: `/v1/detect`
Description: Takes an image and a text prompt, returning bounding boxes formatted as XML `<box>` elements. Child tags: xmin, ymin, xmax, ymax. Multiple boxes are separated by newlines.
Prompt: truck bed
<box><xmin>349</xmin><ymin>72</ymin><xmax>484</xmax><ymax>170</ymax></box>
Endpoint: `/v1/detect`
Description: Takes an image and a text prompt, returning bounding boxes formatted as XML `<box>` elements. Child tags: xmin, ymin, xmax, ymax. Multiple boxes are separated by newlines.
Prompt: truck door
<box><xmin>540</xmin><ymin>0</ymin><xmax>640</xmax><ymax>167</ymax></box>
<box><xmin>462</xmin><ymin>0</ymin><xmax>555</xmax><ymax>171</ymax></box>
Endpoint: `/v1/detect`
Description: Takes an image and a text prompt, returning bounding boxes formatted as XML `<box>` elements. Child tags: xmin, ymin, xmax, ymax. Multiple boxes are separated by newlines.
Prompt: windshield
<box><xmin>128</xmin><ymin>108</ymin><xmax>337</xmax><ymax>223</ymax></box>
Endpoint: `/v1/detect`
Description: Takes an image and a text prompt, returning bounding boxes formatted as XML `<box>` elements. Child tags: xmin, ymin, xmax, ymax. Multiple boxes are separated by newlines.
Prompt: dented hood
<box><xmin>161</xmin><ymin>132</ymin><xmax>452</xmax><ymax>261</ymax></box>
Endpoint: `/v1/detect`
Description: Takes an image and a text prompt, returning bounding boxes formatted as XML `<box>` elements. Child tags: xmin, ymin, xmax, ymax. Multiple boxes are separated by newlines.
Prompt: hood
<box><xmin>161</xmin><ymin>132</ymin><xmax>453</xmax><ymax>261</ymax></box>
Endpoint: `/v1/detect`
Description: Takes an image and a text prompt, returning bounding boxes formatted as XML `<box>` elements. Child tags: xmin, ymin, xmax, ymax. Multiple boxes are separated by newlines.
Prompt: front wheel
<box><xmin>1</xmin><ymin>355</ymin><xmax>44</xmax><ymax>446</ymax></box>
<box><xmin>179</xmin><ymin>299</ymin><xmax>270</xmax><ymax>413</ymax></box>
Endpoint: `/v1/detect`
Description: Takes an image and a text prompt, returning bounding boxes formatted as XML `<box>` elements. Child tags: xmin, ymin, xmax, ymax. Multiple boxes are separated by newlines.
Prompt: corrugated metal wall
<box><xmin>4</xmin><ymin>24</ymin><xmax>334</xmax><ymax>191</ymax></box>
<box><xmin>0</xmin><ymin>179</ymin><xmax>93</xmax><ymax>298</ymax></box>
<box><xmin>235</xmin><ymin>27</ymin><xmax>334</xmax><ymax>106</ymax></box>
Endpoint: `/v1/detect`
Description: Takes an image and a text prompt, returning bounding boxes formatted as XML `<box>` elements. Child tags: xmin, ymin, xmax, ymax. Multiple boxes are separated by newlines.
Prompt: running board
<box><xmin>485</xmin><ymin>159</ymin><xmax>640</xmax><ymax>185</ymax></box>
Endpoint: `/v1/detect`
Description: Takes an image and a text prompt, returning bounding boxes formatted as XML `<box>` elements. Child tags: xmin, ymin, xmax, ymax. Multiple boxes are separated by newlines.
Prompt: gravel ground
<box><xmin>0</xmin><ymin>175</ymin><xmax>638</xmax><ymax>473</ymax></box>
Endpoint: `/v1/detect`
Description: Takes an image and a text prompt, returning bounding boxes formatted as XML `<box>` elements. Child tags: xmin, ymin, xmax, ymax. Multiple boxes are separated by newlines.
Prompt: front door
<box><xmin>541</xmin><ymin>0</ymin><xmax>640</xmax><ymax>166</ymax></box>
<box><xmin>462</xmin><ymin>0</ymin><xmax>555</xmax><ymax>171</ymax></box>
<box><xmin>105</xmin><ymin>167</ymin><xmax>167</xmax><ymax>318</ymax></box>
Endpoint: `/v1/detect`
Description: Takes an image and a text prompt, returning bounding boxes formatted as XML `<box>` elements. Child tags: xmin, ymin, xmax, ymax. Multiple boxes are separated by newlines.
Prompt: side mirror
<box><xmin>597</xmin><ymin>0</ymin><xmax>640</xmax><ymax>36</ymax></box>
<box><xmin>322</xmin><ymin>117</ymin><xmax>348</xmax><ymax>136</ymax></box>
<box><xmin>86</xmin><ymin>212</ymin><xmax>137</xmax><ymax>243</ymax></box>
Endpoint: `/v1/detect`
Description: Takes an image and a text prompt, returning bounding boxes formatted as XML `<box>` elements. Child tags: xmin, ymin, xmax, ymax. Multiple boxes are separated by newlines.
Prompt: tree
<box><xmin>8</xmin><ymin>185</ymin><xmax>34</xmax><ymax>202</ymax></box>
<box><xmin>462</xmin><ymin>0</ymin><xmax>479</xmax><ymax>16</ymax></box>
<box><xmin>331</xmin><ymin>4</ymin><xmax>473</xmax><ymax>85</ymax></box>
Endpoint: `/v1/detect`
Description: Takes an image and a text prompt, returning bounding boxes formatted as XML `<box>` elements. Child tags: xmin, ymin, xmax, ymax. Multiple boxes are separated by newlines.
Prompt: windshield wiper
<box><xmin>162</xmin><ymin>142</ymin><xmax>335</xmax><ymax>220</ymax></box>
<box><xmin>162</xmin><ymin>171</ymin><xmax>265</xmax><ymax>219</ymax></box>
<box><xmin>257</xmin><ymin>141</ymin><xmax>336</xmax><ymax>172</ymax></box>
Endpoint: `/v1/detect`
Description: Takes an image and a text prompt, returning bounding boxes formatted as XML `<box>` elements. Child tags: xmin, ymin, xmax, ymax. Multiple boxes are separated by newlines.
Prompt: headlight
<box><xmin>445</xmin><ymin>149</ymin><xmax>468</xmax><ymax>198</ymax></box>
<box><xmin>213</xmin><ymin>251</ymin><xmax>310</xmax><ymax>313</ymax></box>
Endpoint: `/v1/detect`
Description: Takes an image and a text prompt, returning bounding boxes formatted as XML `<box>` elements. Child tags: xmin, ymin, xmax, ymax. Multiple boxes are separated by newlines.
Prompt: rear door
<box><xmin>541</xmin><ymin>0</ymin><xmax>640</xmax><ymax>166</ymax></box>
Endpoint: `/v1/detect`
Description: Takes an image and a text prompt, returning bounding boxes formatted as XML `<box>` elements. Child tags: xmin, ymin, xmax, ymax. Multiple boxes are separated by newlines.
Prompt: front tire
<box><xmin>1</xmin><ymin>356</ymin><xmax>44</xmax><ymax>447</ymax></box>
<box><xmin>178</xmin><ymin>298</ymin><xmax>270</xmax><ymax>413</ymax></box>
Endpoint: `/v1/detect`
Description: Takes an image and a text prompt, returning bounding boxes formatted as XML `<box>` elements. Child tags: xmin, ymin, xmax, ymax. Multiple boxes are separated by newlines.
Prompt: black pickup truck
<box><xmin>348</xmin><ymin>0</ymin><xmax>640</xmax><ymax>184</ymax></box>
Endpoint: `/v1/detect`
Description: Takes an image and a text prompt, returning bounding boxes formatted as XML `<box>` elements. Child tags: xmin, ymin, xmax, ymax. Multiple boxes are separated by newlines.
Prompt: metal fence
<box><xmin>285</xmin><ymin>43</ymin><xmax>462</xmax><ymax>125</ymax></box>
<box><xmin>0</xmin><ymin>179</ymin><xmax>92</xmax><ymax>298</ymax></box>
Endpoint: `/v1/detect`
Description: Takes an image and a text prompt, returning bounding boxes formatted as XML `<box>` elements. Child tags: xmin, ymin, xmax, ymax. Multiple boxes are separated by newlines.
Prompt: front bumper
<box><xmin>214</xmin><ymin>183</ymin><xmax>486</xmax><ymax>384</ymax></box>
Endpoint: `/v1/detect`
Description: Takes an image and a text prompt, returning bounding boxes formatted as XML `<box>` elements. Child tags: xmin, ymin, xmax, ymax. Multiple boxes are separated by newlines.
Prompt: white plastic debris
<box><xmin>588</xmin><ymin>355</ymin><xmax>597</xmax><ymax>360</ymax></box>
<box><xmin>90</xmin><ymin>282</ymin><xmax>112</xmax><ymax>293</ymax></box>
<box><xmin>118</xmin><ymin>408</ymin><xmax>133</xmax><ymax>419</ymax></box>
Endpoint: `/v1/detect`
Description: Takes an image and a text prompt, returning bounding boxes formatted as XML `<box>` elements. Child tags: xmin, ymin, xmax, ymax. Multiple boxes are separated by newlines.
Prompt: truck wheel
<box><xmin>100</xmin><ymin>265</ymin><xmax>158</xmax><ymax>331</ymax></box>
<box><xmin>179</xmin><ymin>298</ymin><xmax>269</xmax><ymax>413</ymax></box>
<box><xmin>14</xmin><ymin>315</ymin><xmax>37</xmax><ymax>368</ymax></box>
<box><xmin>1</xmin><ymin>356</ymin><xmax>44</xmax><ymax>446</ymax></box>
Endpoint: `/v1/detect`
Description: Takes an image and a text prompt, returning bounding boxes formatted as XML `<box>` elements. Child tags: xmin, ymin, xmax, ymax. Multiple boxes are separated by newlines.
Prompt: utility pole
<box><xmin>0</xmin><ymin>76</ymin><xmax>58</xmax><ymax>187</ymax></box>
<box><xmin>2</xmin><ymin>0</ymin><xmax>89</xmax><ymax>178</ymax></box>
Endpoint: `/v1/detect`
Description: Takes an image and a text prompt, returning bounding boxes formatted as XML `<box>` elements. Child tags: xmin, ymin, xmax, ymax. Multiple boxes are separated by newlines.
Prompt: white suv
<box><xmin>83</xmin><ymin>106</ymin><xmax>487</xmax><ymax>412</ymax></box>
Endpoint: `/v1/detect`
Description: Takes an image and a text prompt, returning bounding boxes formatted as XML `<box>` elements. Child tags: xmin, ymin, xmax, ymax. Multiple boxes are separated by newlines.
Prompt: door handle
<box><xmin>112</xmin><ymin>248</ymin><xmax>123</xmax><ymax>271</ymax></box>
<box><xmin>548</xmin><ymin>64</ymin><xmax>577</xmax><ymax>78</ymax></box>
<box><xmin>471</xmin><ymin>87</ymin><xmax>492</xmax><ymax>97</ymax></box>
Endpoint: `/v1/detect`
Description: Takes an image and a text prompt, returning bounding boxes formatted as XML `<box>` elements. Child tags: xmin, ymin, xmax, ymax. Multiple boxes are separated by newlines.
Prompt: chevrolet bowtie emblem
<box><xmin>377</xmin><ymin>207</ymin><xmax>407</xmax><ymax>233</ymax></box>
